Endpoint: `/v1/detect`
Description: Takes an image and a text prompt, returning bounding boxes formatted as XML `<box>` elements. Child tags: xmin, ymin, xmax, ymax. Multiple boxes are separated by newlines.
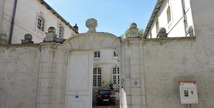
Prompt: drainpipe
<box><xmin>181</xmin><ymin>0</ymin><xmax>188</xmax><ymax>36</ymax></box>
<box><xmin>8</xmin><ymin>0</ymin><xmax>18</xmax><ymax>44</ymax></box>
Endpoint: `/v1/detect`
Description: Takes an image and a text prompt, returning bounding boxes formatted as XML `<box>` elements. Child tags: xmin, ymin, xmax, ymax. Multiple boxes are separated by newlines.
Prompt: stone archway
<box><xmin>62</xmin><ymin>32</ymin><xmax>120</xmax><ymax>108</ymax></box>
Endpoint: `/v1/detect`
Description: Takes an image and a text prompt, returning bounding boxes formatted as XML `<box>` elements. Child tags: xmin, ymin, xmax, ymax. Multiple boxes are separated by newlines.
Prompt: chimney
<box><xmin>73</xmin><ymin>23</ymin><xmax>79</xmax><ymax>33</ymax></box>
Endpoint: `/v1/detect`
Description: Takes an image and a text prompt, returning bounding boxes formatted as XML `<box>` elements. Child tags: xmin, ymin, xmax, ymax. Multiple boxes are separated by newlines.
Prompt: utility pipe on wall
<box><xmin>8</xmin><ymin>0</ymin><xmax>18</xmax><ymax>44</ymax></box>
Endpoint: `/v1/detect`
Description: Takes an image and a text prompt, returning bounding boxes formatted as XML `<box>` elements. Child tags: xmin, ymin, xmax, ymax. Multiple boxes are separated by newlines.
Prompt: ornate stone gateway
<box><xmin>37</xmin><ymin>18</ymin><xmax>120</xmax><ymax>108</ymax></box>
<box><xmin>63</xmin><ymin>19</ymin><xmax>120</xmax><ymax>107</ymax></box>
<box><xmin>0</xmin><ymin>18</ymin><xmax>202</xmax><ymax>108</ymax></box>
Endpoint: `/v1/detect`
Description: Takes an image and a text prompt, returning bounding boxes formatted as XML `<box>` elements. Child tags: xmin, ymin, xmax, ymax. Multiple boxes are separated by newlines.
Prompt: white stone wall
<box><xmin>0</xmin><ymin>45</ymin><xmax>41</xmax><ymax>108</ymax></box>
<box><xmin>1</xmin><ymin>0</ymin><xmax>13</xmax><ymax>39</ymax></box>
<box><xmin>121</xmin><ymin>34</ymin><xmax>214</xmax><ymax>108</ymax></box>
<box><xmin>1</xmin><ymin>5</ymin><xmax>214</xmax><ymax>107</ymax></box>
<box><xmin>190</xmin><ymin>0</ymin><xmax>214</xmax><ymax>107</ymax></box>
<box><xmin>1</xmin><ymin>35</ymin><xmax>214</xmax><ymax>108</ymax></box>
<box><xmin>1</xmin><ymin>0</ymin><xmax>76</xmax><ymax>44</ymax></box>
<box><xmin>142</xmin><ymin>38</ymin><xmax>196</xmax><ymax>108</ymax></box>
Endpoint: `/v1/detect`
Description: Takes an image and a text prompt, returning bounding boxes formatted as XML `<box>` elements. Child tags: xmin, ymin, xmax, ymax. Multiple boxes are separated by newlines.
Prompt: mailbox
<box><xmin>179</xmin><ymin>80</ymin><xmax>198</xmax><ymax>104</ymax></box>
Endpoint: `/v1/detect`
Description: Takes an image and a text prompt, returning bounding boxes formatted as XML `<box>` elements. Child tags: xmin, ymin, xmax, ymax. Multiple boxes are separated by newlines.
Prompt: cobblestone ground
<box><xmin>93</xmin><ymin>100</ymin><xmax>119</xmax><ymax>108</ymax></box>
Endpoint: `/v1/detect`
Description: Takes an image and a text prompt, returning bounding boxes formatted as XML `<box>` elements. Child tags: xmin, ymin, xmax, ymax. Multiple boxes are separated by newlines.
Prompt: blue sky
<box><xmin>44</xmin><ymin>0</ymin><xmax>157</xmax><ymax>36</ymax></box>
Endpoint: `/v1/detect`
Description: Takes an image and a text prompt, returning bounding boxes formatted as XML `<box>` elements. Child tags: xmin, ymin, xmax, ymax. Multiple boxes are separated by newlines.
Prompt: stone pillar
<box><xmin>121</xmin><ymin>40</ymin><xmax>132</xmax><ymax>108</ymax></box>
<box><xmin>121</xmin><ymin>38</ymin><xmax>146</xmax><ymax>108</ymax></box>
<box><xmin>37</xmin><ymin>43</ymin><xmax>66</xmax><ymax>108</ymax></box>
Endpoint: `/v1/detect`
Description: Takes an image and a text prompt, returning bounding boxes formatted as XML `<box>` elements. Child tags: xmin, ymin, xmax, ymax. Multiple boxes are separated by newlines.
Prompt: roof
<box><xmin>143</xmin><ymin>0</ymin><xmax>164</xmax><ymax>38</ymax></box>
<box><xmin>39</xmin><ymin>0</ymin><xmax>78</xmax><ymax>34</ymax></box>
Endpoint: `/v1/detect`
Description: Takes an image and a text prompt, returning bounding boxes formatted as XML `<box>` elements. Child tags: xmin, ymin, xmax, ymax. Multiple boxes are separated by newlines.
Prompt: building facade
<box><xmin>93</xmin><ymin>49</ymin><xmax>120</xmax><ymax>90</ymax></box>
<box><xmin>92</xmin><ymin>48</ymin><xmax>120</xmax><ymax>101</ymax></box>
<box><xmin>1</xmin><ymin>0</ymin><xmax>214</xmax><ymax>108</ymax></box>
<box><xmin>0</xmin><ymin>0</ymin><xmax>77</xmax><ymax>44</ymax></box>
<box><xmin>144</xmin><ymin>0</ymin><xmax>195</xmax><ymax>38</ymax></box>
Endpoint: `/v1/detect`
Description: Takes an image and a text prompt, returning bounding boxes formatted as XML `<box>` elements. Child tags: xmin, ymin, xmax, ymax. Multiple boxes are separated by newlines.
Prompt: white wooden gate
<box><xmin>65</xmin><ymin>51</ymin><xmax>93</xmax><ymax>108</ymax></box>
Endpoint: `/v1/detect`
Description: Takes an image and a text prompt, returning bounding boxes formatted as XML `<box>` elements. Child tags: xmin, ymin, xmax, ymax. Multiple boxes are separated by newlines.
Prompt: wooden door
<box><xmin>65</xmin><ymin>51</ymin><xmax>93</xmax><ymax>108</ymax></box>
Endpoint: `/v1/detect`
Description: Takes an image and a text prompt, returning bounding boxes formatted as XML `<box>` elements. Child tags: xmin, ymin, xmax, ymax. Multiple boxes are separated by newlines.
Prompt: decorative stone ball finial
<box><xmin>158</xmin><ymin>27</ymin><xmax>167</xmax><ymax>38</ymax></box>
<box><xmin>21</xmin><ymin>33</ymin><xmax>34</xmax><ymax>44</ymax></box>
<box><xmin>129</xmin><ymin>23</ymin><xmax>139</xmax><ymax>38</ymax></box>
<box><xmin>86</xmin><ymin>18</ymin><xmax>98</xmax><ymax>33</ymax></box>
<box><xmin>43</xmin><ymin>27</ymin><xmax>64</xmax><ymax>43</ymax></box>
<box><xmin>24</xmin><ymin>33</ymin><xmax>33</xmax><ymax>41</ymax></box>
<box><xmin>130</xmin><ymin>23</ymin><xmax>137</xmax><ymax>29</ymax></box>
<box><xmin>44</xmin><ymin>27</ymin><xmax>57</xmax><ymax>42</ymax></box>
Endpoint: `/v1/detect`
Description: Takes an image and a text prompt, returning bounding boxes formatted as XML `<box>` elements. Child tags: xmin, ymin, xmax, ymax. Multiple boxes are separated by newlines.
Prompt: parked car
<box><xmin>96</xmin><ymin>89</ymin><xmax>116</xmax><ymax>105</ymax></box>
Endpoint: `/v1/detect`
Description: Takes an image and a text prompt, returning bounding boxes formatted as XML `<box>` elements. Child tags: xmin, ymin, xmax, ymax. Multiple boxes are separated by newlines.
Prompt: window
<box><xmin>167</xmin><ymin>6</ymin><xmax>172</xmax><ymax>23</ymax></box>
<box><xmin>37</xmin><ymin>17</ymin><xmax>44</xmax><ymax>31</ymax></box>
<box><xmin>94</xmin><ymin>51</ymin><xmax>100</xmax><ymax>59</ymax></box>
<box><xmin>112</xmin><ymin>67</ymin><xmax>119</xmax><ymax>84</ymax></box>
<box><xmin>58</xmin><ymin>24</ymin><xmax>64</xmax><ymax>38</ymax></box>
<box><xmin>113</xmin><ymin>50</ymin><xmax>118</xmax><ymax>58</ymax></box>
<box><xmin>93</xmin><ymin>68</ymin><xmax>101</xmax><ymax>87</ymax></box>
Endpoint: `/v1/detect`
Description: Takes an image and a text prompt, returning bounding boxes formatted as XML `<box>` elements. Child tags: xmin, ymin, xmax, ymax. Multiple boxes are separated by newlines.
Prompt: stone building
<box><xmin>120</xmin><ymin>0</ymin><xmax>214</xmax><ymax>108</ymax></box>
<box><xmin>0</xmin><ymin>0</ymin><xmax>77</xmax><ymax>44</ymax></box>
<box><xmin>0</xmin><ymin>0</ymin><xmax>214</xmax><ymax>108</ymax></box>
<box><xmin>144</xmin><ymin>0</ymin><xmax>195</xmax><ymax>38</ymax></box>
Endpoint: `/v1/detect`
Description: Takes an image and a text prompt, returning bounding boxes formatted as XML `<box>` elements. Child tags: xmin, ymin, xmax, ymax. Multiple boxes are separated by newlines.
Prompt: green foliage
<box><xmin>124</xmin><ymin>28</ymin><xmax>144</xmax><ymax>38</ymax></box>
<box><xmin>138</xmin><ymin>29</ymin><xmax>144</xmax><ymax>38</ymax></box>
<box><xmin>124</xmin><ymin>29</ymin><xmax>130</xmax><ymax>38</ymax></box>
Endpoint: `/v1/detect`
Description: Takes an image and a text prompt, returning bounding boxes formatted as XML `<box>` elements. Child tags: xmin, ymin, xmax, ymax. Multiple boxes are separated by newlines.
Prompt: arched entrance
<box><xmin>62</xmin><ymin>32</ymin><xmax>120</xmax><ymax>108</ymax></box>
